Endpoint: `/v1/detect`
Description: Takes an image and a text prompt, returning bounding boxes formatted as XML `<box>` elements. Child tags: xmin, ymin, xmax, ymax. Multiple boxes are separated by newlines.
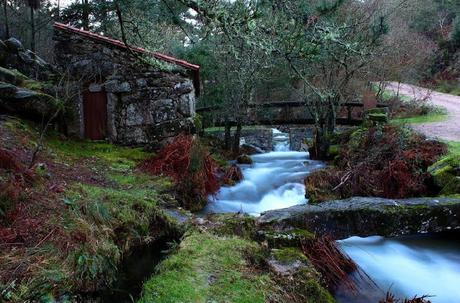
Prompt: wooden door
<box><xmin>83</xmin><ymin>89</ymin><xmax>108</xmax><ymax>140</ymax></box>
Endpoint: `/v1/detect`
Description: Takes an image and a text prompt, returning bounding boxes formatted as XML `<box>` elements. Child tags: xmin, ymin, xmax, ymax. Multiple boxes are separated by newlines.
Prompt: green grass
<box><xmin>447</xmin><ymin>141</ymin><xmax>460</xmax><ymax>156</ymax></box>
<box><xmin>391</xmin><ymin>112</ymin><xmax>449</xmax><ymax>125</ymax></box>
<box><xmin>47</xmin><ymin>139</ymin><xmax>151</xmax><ymax>169</ymax></box>
<box><xmin>138</xmin><ymin>231</ymin><xmax>272</xmax><ymax>303</ymax></box>
<box><xmin>65</xmin><ymin>183</ymin><xmax>161</xmax><ymax>229</ymax></box>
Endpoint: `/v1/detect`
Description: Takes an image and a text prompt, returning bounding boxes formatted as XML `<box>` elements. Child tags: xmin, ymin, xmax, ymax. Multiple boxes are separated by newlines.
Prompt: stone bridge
<box><xmin>258</xmin><ymin>197</ymin><xmax>460</xmax><ymax>240</ymax></box>
<box><xmin>198</xmin><ymin>101</ymin><xmax>388</xmax><ymax>127</ymax></box>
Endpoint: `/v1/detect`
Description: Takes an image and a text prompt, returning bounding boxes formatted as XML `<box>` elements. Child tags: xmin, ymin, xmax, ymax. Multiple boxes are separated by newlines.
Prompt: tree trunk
<box><xmin>224</xmin><ymin>118</ymin><xmax>231</xmax><ymax>151</ymax></box>
<box><xmin>313</xmin><ymin>123</ymin><xmax>330</xmax><ymax>160</ymax></box>
<box><xmin>3</xmin><ymin>0</ymin><xmax>9</xmax><ymax>39</ymax></box>
<box><xmin>30</xmin><ymin>6</ymin><xmax>35</xmax><ymax>52</ymax></box>
<box><xmin>82</xmin><ymin>0</ymin><xmax>89</xmax><ymax>30</ymax></box>
<box><xmin>327</xmin><ymin>100</ymin><xmax>336</xmax><ymax>134</ymax></box>
<box><xmin>232</xmin><ymin>120</ymin><xmax>242</xmax><ymax>155</ymax></box>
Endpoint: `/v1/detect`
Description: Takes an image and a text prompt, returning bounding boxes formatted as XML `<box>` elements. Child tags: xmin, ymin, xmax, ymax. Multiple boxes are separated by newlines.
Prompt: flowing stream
<box><xmin>204</xmin><ymin>129</ymin><xmax>324</xmax><ymax>215</ymax></box>
<box><xmin>336</xmin><ymin>233</ymin><xmax>460</xmax><ymax>303</ymax></box>
<box><xmin>205</xmin><ymin>128</ymin><xmax>460</xmax><ymax>301</ymax></box>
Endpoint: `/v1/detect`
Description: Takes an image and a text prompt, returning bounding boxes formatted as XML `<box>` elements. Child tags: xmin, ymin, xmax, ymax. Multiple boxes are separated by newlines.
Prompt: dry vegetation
<box><xmin>306</xmin><ymin>125</ymin><xmax>447</xmax><ymax>203</ymax></box>
<box><xmin>139</xmin><ymin>135</ymin><xmax>220</xmax><ymax>211</ymax></box>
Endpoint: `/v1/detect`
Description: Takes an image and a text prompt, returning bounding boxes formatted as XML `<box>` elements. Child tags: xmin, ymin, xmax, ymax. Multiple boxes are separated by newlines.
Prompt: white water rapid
<box><xmin>336</xmin><ymin>234</ymin><xmax>460</xmax><ymax>303</ymax></box>
<box><xmin>205</xmin><ymin>128</ymin><xmax>460</xmax><ymax>302</ymax></box>
<box><xmin>204</xmin><ymin>129</ymin><xmax>324</xmax><ymax>216</ymax></box>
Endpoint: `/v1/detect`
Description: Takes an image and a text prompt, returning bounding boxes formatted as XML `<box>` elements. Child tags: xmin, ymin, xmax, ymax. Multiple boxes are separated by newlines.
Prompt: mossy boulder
<box><xmin>364</xmin><ymin>107</ymin><xmax>389</xmax><ymax>124</ymax></box>
<box><xmin>366</xmin><ymin>107</ymin><xmax>389</xmax><ymax>115</ymax></box>
<box><xmin>0</xmin><ymin>67</ymin><xmax>19</xmax><ymax>85</ymax></box>
<box><xmin>271</xmin><ymin>247</ymin><xmax>310</xmax><ymax>265</ymax></box>
<box><xmin>208</xmin><ymin>214</ymin><xmax>258</xmax><ymax>239</ymax></box>
<box><xmin>429</xmin><ymin>155</ymin><xmax>460</xmax><ymax>195</ymax></box>
<box><xmin>261</xmin><ymin>228</ymin><xmax>315</xmax><ymax>248</ymax></box>
<box><xmin>258</xmin><ymin>196</ymin><xmax>460</xmax><ymax>239</ymax></box>
<box><xmin>0</xmin><ymin>87</ymin><xmax>60</xmax><ymax>118</ymax></box>
<box><xmin>236</xmin><ymin>154</ymin><xmax>253</xmax><ymax>165</ymax></box>
<box><xmin>367</xmin><ymin>113</ymin><xmax>389</xmax><ymax>123</ymax></box>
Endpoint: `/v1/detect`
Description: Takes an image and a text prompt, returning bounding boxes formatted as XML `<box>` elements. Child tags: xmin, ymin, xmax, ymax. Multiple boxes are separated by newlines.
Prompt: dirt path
<box><xmin>385</xmin><ymin>82</ymin><xmax>460</xmax><ymax>142</ymax></box>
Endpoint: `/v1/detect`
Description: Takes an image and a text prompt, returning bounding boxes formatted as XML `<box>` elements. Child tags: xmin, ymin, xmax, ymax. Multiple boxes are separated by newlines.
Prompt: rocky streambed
<box><xmin>257</xmin><ymin>196</ymin><xmax>460</xmax><ymax>302</ymax></box>
<box><xmin>202</xmin><ymin>129</ymin><xmax>460</xmax><ymax>302</ymax></box>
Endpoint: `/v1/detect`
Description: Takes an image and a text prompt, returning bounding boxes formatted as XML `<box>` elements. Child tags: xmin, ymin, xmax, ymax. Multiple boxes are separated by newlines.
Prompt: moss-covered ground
<box><xmin>0</xmin><ymin>117</ymin><xmax>335</xmax><ymax>302</ymax></box>
<box><xmin>0</xmin><ymin>117</ymin><xmax>178</xmax><ymax>301</ymax></box>
<box><xmin>139</xmin><ymin>230</ymin><xmax>272</xmax><ymax>303</ymax></box>
<box><xmin>138</xmin><ymin>226</ymin><xmax>334</xmax><ymax>303</ymax></box>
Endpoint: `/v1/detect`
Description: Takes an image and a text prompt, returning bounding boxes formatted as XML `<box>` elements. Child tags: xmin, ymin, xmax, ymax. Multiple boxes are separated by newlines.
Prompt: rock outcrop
<box><xmin>258</xmin><ymin>197</ymin><xmax>460</xmax><ymax>239</ymax></box>
<box><xmin>0</xmin><ymin>37</ymin><xmax>60</xmax><ymax>120</ymax></box>
<box><xmin>0</xmin><ymin>37</ymin><xmax>54</xmax><ymax>81</ymax></box>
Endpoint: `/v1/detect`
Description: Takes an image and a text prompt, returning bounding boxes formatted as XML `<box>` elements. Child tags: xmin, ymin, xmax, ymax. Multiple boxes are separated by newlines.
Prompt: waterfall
<box><xmin>272</xmin><ymin>128</ymin><xmax>290</xmax><ymax>151</ymax></box>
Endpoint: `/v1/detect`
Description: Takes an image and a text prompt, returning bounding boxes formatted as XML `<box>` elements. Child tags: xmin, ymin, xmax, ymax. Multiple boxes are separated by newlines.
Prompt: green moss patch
<box><xmin>429</xmin><ymin>152</ymin><xmax>460</xmax><ymax>195</ymax></box>
<box><xmin>138</xmin><ymin>231</ymin><xmax>273</xmax><ymax>303</ymax></box>
<box><xmin>209</xmin><ymin>213</ymin><xmax>257</xmax><ymax>239</ymax></box>
<box><xmin>272</xmin><ymin>247</ymin><xmax>309</xmax><ymax>265</ymax></box>
<box><xmin>47</xmin><ymin>139</ymin><xmax>150</xmax><ymax>169</ymax></box>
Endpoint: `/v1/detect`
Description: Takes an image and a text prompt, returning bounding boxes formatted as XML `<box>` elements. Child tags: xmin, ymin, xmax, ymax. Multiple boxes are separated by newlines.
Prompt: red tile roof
<box><xmin>54</xmin><ymin>22</ymin><xmax>201</xmax><ymax>96</ymax></box>
<box><xmin>54</xmin><ymin>22</ymin><xmax>200</xmax><ymax>71</ymax></box>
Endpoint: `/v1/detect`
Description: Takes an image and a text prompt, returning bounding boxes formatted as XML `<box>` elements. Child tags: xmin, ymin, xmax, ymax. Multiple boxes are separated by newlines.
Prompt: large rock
<box><xmin>236</xmin><ymin>154</ymin><xmax>253</xmax><ymax>165</ymax></box>
<box><xmin>258</xmin><ymin>196</ymin><xmax>460</xmax><ymax>240</ymax></box>
<box><xmin>0</xmin><ymin>87</ymin><xmax>59</xmax><ymax>118</ymax></box>
<box><xmin>240</xmin><ymin>143</ymin><xmax>264</xmax><ymax>155</ymax></box>
<box><xmin>429</xmin><ymin>155</ymin><xmax>460</xmax><ymax>195</ymax></box>
<box><xmin>4</xmin><ymin>38</ymin><xmax>24</xmax><ymax>52</ymax></box>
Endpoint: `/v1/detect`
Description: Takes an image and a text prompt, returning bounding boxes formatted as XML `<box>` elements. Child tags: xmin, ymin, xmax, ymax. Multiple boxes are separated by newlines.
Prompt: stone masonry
<box><xmin>53</xmin><ymin>23</ymin><xmax>199</xmax><ymax>146</ymax></box>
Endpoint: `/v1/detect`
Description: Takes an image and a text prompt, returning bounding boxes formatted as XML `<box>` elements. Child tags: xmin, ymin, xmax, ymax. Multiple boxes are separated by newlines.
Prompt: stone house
<box><xmin>53</xmin><ymin>22</ymin><xmax>200</xmax><ymax>145</ymax></box>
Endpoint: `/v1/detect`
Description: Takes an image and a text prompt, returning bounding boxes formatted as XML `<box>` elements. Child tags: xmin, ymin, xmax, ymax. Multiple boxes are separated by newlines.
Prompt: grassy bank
<box><xmin>138</xmin><ymin>224</ymin><xmax>334</xmax><ymax>303</ymax></box>
<box><xmin>391</xmin><ymin>111</ymin><xmax>448</xmax><ymax>125</ymax></box>
<box><xmin>0</xmin><ymin>117</ymin><xmax>179</xmax><ymax>301</ymax></box>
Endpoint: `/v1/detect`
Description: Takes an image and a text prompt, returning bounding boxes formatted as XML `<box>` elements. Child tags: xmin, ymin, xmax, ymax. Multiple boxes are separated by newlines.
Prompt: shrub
<box><xmin>305</xmin><ymin>125</ymin><xmax>447</xmax><ymax>202</ymax></box>
<box><xmin>140</xmin><ymin>135</ymin><xmax>219</xmax><ymax>211</ymax></box>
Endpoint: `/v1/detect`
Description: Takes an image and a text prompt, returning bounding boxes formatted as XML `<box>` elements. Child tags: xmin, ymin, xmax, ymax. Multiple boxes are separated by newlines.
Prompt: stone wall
<box><xmin>207</xmin><ymin>128</ymin><xmax>273</xmax><ymax>152</ymax></box>
<box><xmin>53</xmin><ymin>29</ymin><xmax>196</xmax><ymax>145</ymax></box>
